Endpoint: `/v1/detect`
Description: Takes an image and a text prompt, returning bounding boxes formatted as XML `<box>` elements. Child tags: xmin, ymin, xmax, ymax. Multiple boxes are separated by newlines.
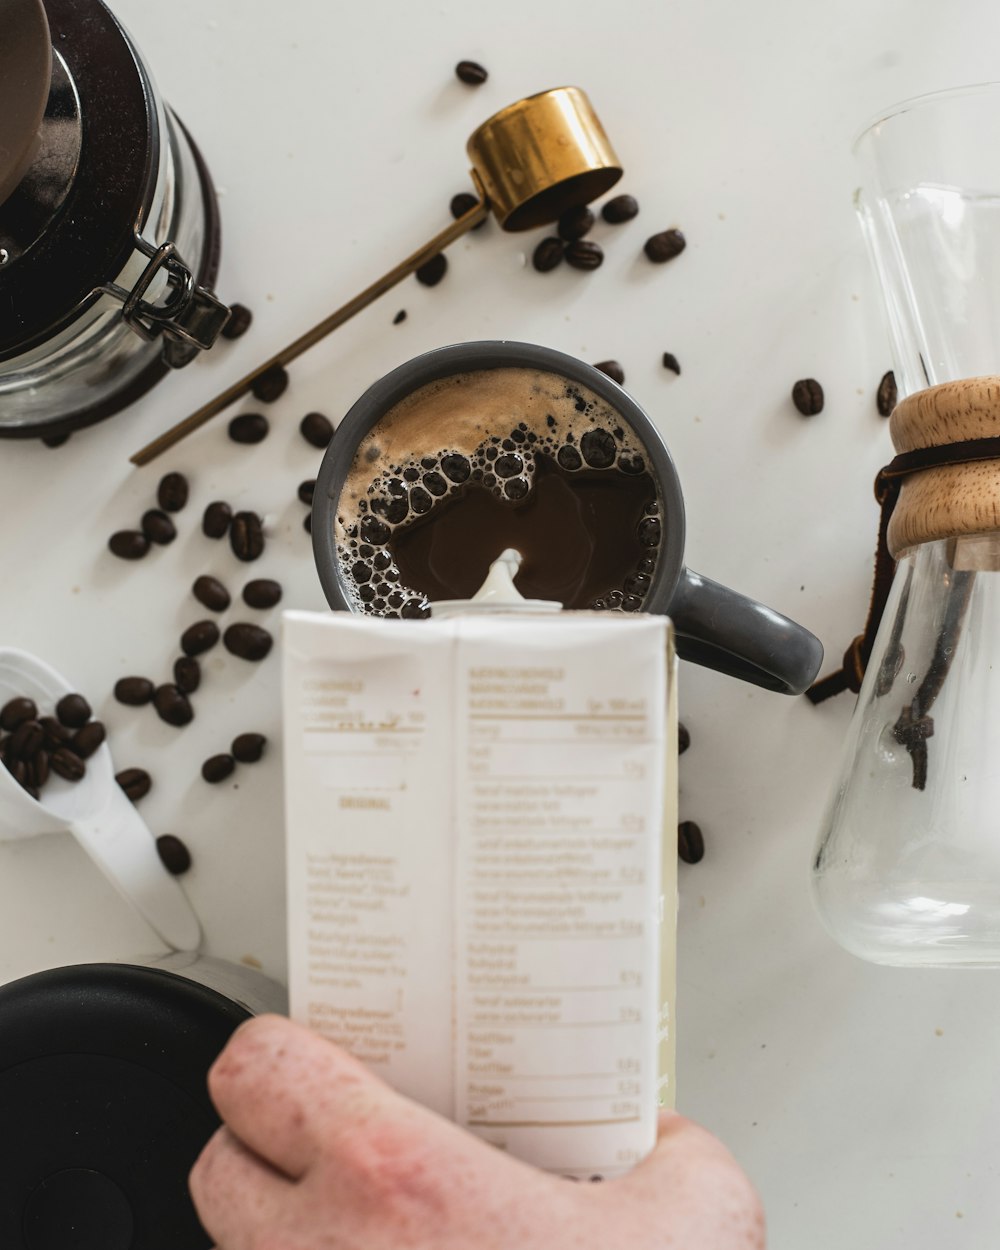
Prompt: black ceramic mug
<box><xmin>312</xmin><ymin>341</ymin><xmax>823</xmax><ymax>695</ymax></box>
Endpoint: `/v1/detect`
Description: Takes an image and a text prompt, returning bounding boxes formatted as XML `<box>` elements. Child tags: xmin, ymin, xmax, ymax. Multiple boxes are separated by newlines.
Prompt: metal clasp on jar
<box><xmin>101</xmin><ymin>235</ymin><xmax>231</xmax><ymax>368</ymax></box>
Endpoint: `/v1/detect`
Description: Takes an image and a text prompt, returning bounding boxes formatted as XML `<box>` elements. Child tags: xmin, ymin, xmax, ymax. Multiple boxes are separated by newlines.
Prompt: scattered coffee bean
<box><xmin>224</xmin><ymin>623</ymin><xmax>274</xmax><ymax>662</ymax></box>
<box><xmin>114</xmin><ymin>677</ymin><xmax>154</xmax><ymax>706</ymax></box>
<box><xmin>242</xmin><ymin>578</ymin><xmax>282</xmax><ymax>609</ymax></box>
<box><xmin>50</xmin><ymin>746</ymin><xmax>85</xmax><ymax>781</ymax></box>
<box><xmin>116</xmin><ymin>767</ymin><xmax>151</xmax><ymax>802</ymax></box>
<box><xmin>202</xmin><ymin>501</ymin><xmax>233</xmax><ymax>539</ymax></box>
<box><xmin>228</xmin><ymin>412</ymin><xmax>270</xmax><ymax>445</ymax></box>
<box><xmin>678</xmin><ymin>820</ymin><xmax>705</xmax><ymax>864</ymax></box>
<box><xmin>602</xmin><ymin>194</ymin><xmax>639</xmax><ymax>224</ymax></box>
<box><xmin>153</xmin><ymin>684</ymin><xmax>194</xmax><ymax>727</ymax></box>
<box><xmin>56</xmin><ymin>693</ymin><xmax>91</xmax><ymax>728</ymax></box>
<box><xmin>202</xmin><ymin>753</ymin><xmax>236</xmax><ymax>784</ymax></box>
<box><xmin>678</xmin><ymin>722</ymin><xmax>690</xmax><ymax>755</ymax></box>
<box><xmin>157</xmin><ymin>471</ymin><xmax>189</xmax><ymax>512</ymax></box>
<box><xmin>71</xmin><ymin>721</ymin><xmax>106</xmax><ymax>758</ymax></box>
<box><xmin>1</xmin><ymin>697</ymin><xmax>37</xmax><ymax>731</ymax></box>
<box><xmin>565</xmin><ymin>240</ymin><xmax>604</xmax><ymax>270</ymax></box>
<box><xmin>9</xmin><ymin>720</ymin><xmax>44</xmax><ymax>759</ymax></box>
<box><xmin>156</xmin><ymin>834</ymin><xmax>192</xmax><ymax>875</ymax></box>
<box><xmin>4</xmin><ymin>757</ymin><xmax>27</xmax><ymax>786</ymax></box>
<box><xmin>877</xmin><ymin>370</ymin><xmax>897</xmax><ymax>418</ymax></box>
<box><xmin>792</xmin><ymin>378</ymin><xmax>824</xmax><ymax>416</ymax></box>
<box><xmin>25</xmin><ymin>751</ymin><xmax>49</xmax><ymax>788</ymax></box>
<box><xmin>181</xmin><ymin>620</ymin><xmax>221</xmax><ymax>657</ymax></box>
<box><xmin>644</xmin><ymin>229</ymin><xmax>686</xmax><ymax>263</ymax></box>
<box><xmin>300</xmin><ymin>412</ymin><xmax>334</xmax><ymax>449</ymax></box>
<box><xmin>303</xmin><ymin>513</ymin><xmax>312</xmax><ymax>533</ymax></box>
<box><xmin>220</xmin><ymin>302</ymin><xmax>253</xmax><ymax>340</ymax></box>
<box><xmin>558</xmin><ymin>205</ymin><xmax>595</xmax><ymax>242</ymax></box>
<box><xmin>173</xmin><ymin>656</ymin><xmax>201</xmax><ymax>695</ymax></box>
<box><xmin>230</xmin><ymin>511</ymin><xmax>265</xmax><ymax>561</ymax></box>
<box><xmin>108</xmin><ymin>530</ymin><xmax>150</xmax><ymax>560</ymax></box>
<box><xmin>141</xmin><ymin>509</ymin><xmax>177</xmax><ymax>545</ymax></box>
<box><xmin>42</xmin><ymin>431</ymin><xmax>71</xmax><ymax>448</ymax></box>
<box><xmin>455</xmin><ymin>60</ymin><xmax>487</xmax><ymax>85</ymax></box>
<box><xmin>298</xmin><ymin>479</ymin><xmax>315</xmax><ymax>505</ymax></box>
<box><xmin>392</xmin><ymin>309</ymin><xmax>407</xmax><ymax>325</ymax></box>
<box><xmin>232</xmin><ymin>732</ymin><xmax>267</xmax><ymax>764</ymax></box>
<box><xmin>250</xmin><ymin>365</ymin><xmax>289</xmax><ymax>403</ymax></box>
<box><xmin>532</xmin><ymin>237</ymin><xmax>564</xmax><ymax>273</ymax></box>
<box><xmin>594</xmin><ymin>360</ymin><xmax>625</xmax><ymax>385</ymax></box>
<box><xmin>40</xmin><ymin>717</ymin><xmax>71</xmax><ymax>750</ymax></box>
<box><xmin>449</xmin><ymin>192</ymin><xmax>486</xmax><ymax>229</ymax></box>
<box><xmin>192</xmin><ymin>575</ymin><xmax>231</xmax><ymax>613</ymax></box>
<box><xmin>662</xmin><ymin>351</ymin><xmax>681</xmax><ymax>375</ymax></box>
<box><xmin>416</xmin><ymin>253</ymin><xmax>448</xmax><ymax>287</ymax></box>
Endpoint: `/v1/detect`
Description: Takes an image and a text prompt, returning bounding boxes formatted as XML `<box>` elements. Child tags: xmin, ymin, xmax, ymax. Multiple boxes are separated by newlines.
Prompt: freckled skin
<box><xmin>190</xmin><ymin>1015</ymin><xmax>766</xmax><ymax>1250</ymax></box>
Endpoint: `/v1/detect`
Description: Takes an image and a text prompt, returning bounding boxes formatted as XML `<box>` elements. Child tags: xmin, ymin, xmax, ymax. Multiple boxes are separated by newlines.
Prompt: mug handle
<box><xmin>668</xmin><ymin>568</ymin><xmax>824</xmax><ymax>695</ymax></box>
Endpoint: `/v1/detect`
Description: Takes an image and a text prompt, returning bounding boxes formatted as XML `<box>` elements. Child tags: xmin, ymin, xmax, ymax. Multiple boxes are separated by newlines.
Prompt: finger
<box><xmin>207</xmin><ymin>1014</ymin><xmax>385</xmax><ymax>1179</ymax></box>
<box><xmin>189</xmin><ymin>1126</ymin><xmax>293</xmax><ymax>1250</ymax></box>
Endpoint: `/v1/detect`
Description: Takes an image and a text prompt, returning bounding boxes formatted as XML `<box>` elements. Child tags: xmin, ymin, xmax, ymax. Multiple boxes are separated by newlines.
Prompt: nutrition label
<box><xmin>453</xmin><ymin>624</ymin><xmax>664</xmax><ymax>1176</ymax></box>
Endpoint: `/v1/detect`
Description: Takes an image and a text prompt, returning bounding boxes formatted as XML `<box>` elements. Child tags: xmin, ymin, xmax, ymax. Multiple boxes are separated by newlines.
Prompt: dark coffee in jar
<box><xmin>336</xmin><ymin>368</ymin><xmax>662</xmax><ymax>617</ymax></box>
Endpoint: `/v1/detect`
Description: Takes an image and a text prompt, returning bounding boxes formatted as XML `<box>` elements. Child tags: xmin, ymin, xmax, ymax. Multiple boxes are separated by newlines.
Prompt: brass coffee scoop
<box><xmin>131</xmin><ymin>86</ymin><xmax>622</xmax><ymax>464</ymax></box>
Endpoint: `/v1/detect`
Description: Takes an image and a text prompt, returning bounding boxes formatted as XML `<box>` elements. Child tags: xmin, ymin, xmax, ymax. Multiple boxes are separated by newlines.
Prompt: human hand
<box><xmin>190</xmin><ymin>1015</ymin><xmax>765</xmax><ymax>1249</ymax></box>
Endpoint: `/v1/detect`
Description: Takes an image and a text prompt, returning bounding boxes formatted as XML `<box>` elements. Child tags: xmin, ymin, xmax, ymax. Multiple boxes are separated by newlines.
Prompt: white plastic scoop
<box><xmin>0</xmin><ymin>647</ymin><xmax>201</xmax><ymax>951</ymax></box>
<box><xmin>430</xmin><ymin>548</ymin><xmax>562</xmax><ymax>617</ymax></box>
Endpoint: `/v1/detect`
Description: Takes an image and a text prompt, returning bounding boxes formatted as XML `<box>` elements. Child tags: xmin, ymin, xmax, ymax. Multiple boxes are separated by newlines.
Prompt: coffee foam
<box><xmin>333</xmin><ymin>367</ymin><xmax>661</xmax><ymax>617</ymax></box>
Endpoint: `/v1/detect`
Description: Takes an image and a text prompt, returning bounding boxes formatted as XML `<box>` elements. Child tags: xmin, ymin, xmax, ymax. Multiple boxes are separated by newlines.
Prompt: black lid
<box><xmin>0</xmin><ymin>963</ymin><xmax>251</xmax><ymax>1249</ymax></box>
<box><xmin>0</xmin><ymin>0</ymin><xmax>157</xmax><ymax>359</ymax></box>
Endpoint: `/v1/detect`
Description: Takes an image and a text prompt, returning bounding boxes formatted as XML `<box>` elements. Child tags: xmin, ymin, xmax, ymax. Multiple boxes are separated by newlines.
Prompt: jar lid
<box><xmin>0</xmin><ymin>0</ymin><xmax>52</xmax><ymax>208</ymax></box>
<box><xmin>0</xmin><ymin>963</ymin><xmax>249</xmax><ymax>1249</ymax></box>
<box><xmin>0</xmin><ymin>0</ymin><xmax>156</xmax><ymax>359</ymax></box>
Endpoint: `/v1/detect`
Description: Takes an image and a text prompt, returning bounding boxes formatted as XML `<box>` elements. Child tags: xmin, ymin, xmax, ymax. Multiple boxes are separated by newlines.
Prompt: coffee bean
<box><xmin>662</xmin><ymin>352</ymin><xmax>681</xmax><ymax>375</ymax></box>
<box><xmin>558</xmin><ymin>205</ymin><xmax>595</xmax><ymax>242</ymax></box>
<box><xmin>450</xmin><ymin>192</ymin><xmax>487</xmax><ymax>229</ymax></box>
<box><xmin>108</xmin><ymin>530</ymin><xmax>150</xmax><ymax>560</ymax></box>
<box><xmin>141</xmin><ymin>509</ymin><xmax>177</xmax><ymax>545</ymax></box>
<box><xmin>602</xmin><ymin>194</ymin><xmax>639</xmax><ymax>224</ymax></box>
<box><xmin>72</xmin><ymin>721</ymin><xmax>106</xmax><ymax>758</ymax></box>
<box><xmin>232</xmin><ymin>732</ymin><xmax>267</xmax><ymax>764</ymax></box>
<box><xmin>203</xmin><ymin>501</ymin><xmax>232</xmax><ymax>539</ymax></box>
<box><xmin>565</xmin><ymin>240</ymin><xmax>604</xmax><ymax>270</ymax></box>
<box><xmin>40</xmin><ymin>717</ymin><xmax>71</xmax><ymax>750</ymax></box>
<box><xmin>250</xmin><ymin>365</ymin><xmax>289</xmax><ymax>403</ymax></box>
<box><xmin>580</xmin><ymin>428</ymin><xmax>617</xmax><ymax>468</ymax></box>
<box><xmin>532</xmin><ymin>237</ymin><xmax>564</xmax><ymax>273</ymax></box>
<box><xmin>9</xmin><ymin>720</ymin><xmax>44</xmax><ymax>759</ymax></box>
<box><xmin>242</xmin><ymin>578</ymin><xmax>282</xmax><ymax>609</ymax></box>
<box><xmin>220</xmin><ymin>302</ymin><xmax>253</xmax><ymax>340</ymax></box>
<box><xmin>50</xmin><ymin>747</ymin><xmax>85</xmax><ymax>781</ymax></box>
<box><xmin>56</xmin><ymin>693</ymin><xmax>91</xmax><ymax>728</ymax></box>
<box><xmin>300</xmin><ymin>411</ymin><xmax>334</xmax><ymax>449</ymax></box>
<box><xmin>392</xmin><ymin>309</ymin><xmax>407</xmax><ymax>324</ymax></box>
<box><xmin>116</xmin><ymin>767</ymin><xmax>151</xmax><ymax>802</ymax></box>
<box><xmin>792</xmin><ymin>378</ymin><xmax>824</xmax><ymax>416</ymax></box>
<box><xmin>1</xmin><ymin>697</ymin><xmax>37</xmax><ymax>731</ymax></box>
<box><xmin>455</xmin><ymin>59</ymin><xmax>487</xmax><ymax>85</ymax></box>
<box><xmin>644</xmin><ymin>229</ymin><xmax>686</xmax><ymax>263</ymax></box>
<box><xmin>42</xmin><ymin>431</ymin><xmax>71</xmax><ymax>448</ymax></box>
<box><xmin>594</xmin><ymin>360</ymin><xmax>625</xmax><ymax>385</ymax></box>
<box><xmin>228</xmin><ymin>412</ymin><xmax>270</xmax><ymax>445</ymax></box>
<box><xmin>156</xmin><ymin>834</ymin><xmax>192</xmax><ymax>875</ymax></box>
<box><xmin>877</xmin><ymin>370</ymin><xmax>897</xmax><ymax>418</ymax></box>
<box><xmin>202</xmin><ymin>753</ymin><xmax>236</xmax><ymax>784</ymax></box>
<box><xmin>298</xmin><ymin>479</ymin><xmax>315</xmax><ymax>505</ymax></box>
<box><xmin>174</xmin><ymin>656</ymin><xmax>201</xmax><ymax>695</ymax></box>
<box><xmin>192</xmin><ymin>575</ymin><xmax>231</xmax><ymax>613</ymax></box>
<box><xmin>26</xmin><ymin>751</ymin><xmax>49</xmax><ymax>788</ymax></box>
<box><xmin>230</xmin><ymin>511</ymin><xmax>265</xmax><ymax>561</ymax></box>
<box><xmin>416</xmin><ymin>253</ymin><xmax>447</xmax><ymax>287</ymax></box>
<box><xmin>678</xmin><ymin>722</ymin><xmax>690</xmax><ymax>754</ymax></box>
<box><xmin>181</xmin><ymin>620</ymin><xmax>220</xmax><ymax>657</ymax></box>
<box><xmin>157</xmin><ymin>471</ymin><xmax>189</xmax><ymax>512</ymax></box>
<box><xmin>224</xmin><ymin>623</ymin><xmax>273</xmax><ymax>662</ymax></box>
<box><xmin>153</xmin><ymin>684</ymin><xmax>194</xmax><ymax>727</ymax></box>
<box><xmin>114</xmin><ymin>677</ymin><xmax>154</xmax><ymax>706</ymax></box>
<box><xmin>303</xmin><ymin>512</ymin><xmax>312</xmax><ymax>533</ymax></box>
<box><xmin>678</xmin><ymin>820</ymin><xmax>704</xmax><ymax>864</ymax></box>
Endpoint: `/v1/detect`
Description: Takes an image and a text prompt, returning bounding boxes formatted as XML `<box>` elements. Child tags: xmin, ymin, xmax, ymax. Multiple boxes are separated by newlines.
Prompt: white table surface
<box><xmin>3</xmin><ymin>1</ymin><xmax>1000</xmax><ymax>1245</ymax></box>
